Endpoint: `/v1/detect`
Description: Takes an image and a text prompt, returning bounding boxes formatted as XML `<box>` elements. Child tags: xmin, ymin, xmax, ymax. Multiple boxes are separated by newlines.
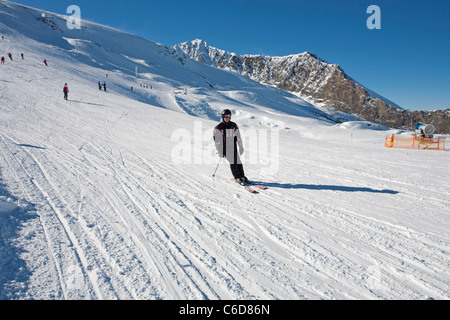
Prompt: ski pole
<box><xmin>212</xmin><ymin>157</ymin><xmax>222</xmax><ymax>178</ymax></box>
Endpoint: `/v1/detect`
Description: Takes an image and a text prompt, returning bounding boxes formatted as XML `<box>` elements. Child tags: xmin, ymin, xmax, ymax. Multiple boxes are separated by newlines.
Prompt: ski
<box><xmin>251</xmin><ymin>184</ymin><xmax>267</xmax><ymax>190</ymax></box>
<box><xmin>244</xmin><ymin>185</ymin><xmax>257</xmax><ymax>193</ymax></box>
<box><xmin>231</xmin><ymin>179</ymin><xmax>257</xmax><ymax>193</ymax></box>
<box><xmin>245</xmin><ymin>181</ymin><xmax>268</xmax><ymax>190</ymax></box>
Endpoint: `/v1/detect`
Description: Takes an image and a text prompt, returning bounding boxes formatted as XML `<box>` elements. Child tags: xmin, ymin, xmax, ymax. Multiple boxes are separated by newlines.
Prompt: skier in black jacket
<box><xmin>213</xmin><ymin>109</ymin><xmax>248</xmax><ymax>184</ymax></box>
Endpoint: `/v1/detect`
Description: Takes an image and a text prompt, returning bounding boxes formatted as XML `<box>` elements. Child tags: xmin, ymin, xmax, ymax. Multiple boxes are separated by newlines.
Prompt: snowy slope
<box><xmin>1</xmin><ymin>1</ymin><xmax>449</xmax><ymax>300</ymax></box>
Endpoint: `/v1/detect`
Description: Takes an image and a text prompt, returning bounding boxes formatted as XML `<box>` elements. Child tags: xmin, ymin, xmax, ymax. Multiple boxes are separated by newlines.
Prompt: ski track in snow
<box><xmin>1</xmin><ymin>80</ymin><xmax>449</xmax><ymax>300</ymax></box>
<box><xmin>0</xmin><ymin>2</ymin><xmax>449</xmax><ymax>300</ymax></box>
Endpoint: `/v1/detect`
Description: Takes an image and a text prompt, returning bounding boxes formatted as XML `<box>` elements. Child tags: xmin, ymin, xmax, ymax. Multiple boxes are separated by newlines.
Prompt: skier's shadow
<box><xmin>69</xmin><ymin>100</ymin><xmax>110</xmax><ymax>107</ymax></box>
<box><xmin>17</xmin><ymin>144</ymin><xmax>46</xmax><ymax>150</ymax></box>
<box><xmin>253</xmin><ymin>181</ymin><xmax>399</xmax><ymax>194</ymax></box>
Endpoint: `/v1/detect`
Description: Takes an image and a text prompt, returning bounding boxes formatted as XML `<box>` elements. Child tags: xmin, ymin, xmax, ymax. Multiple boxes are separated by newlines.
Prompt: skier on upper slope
<box><xmin>63</xmin><ymin>83</ymin><xmax>69</xmax><ymax>100</ymax></box>
<box><xmin>213</xmin><ymin>109</ymin><xmax>248</xmax><ymax>185</ymax></box>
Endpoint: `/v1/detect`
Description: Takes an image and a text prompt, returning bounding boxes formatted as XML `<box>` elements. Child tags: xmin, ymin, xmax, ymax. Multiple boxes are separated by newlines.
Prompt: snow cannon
<box><xmin>415</xmin><ymin>123</ymin><xmax>436</xmax><ymax>138</ymax></box>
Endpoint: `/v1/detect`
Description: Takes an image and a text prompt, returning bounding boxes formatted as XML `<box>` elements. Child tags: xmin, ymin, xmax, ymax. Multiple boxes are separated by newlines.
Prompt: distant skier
<box><xmin>8</xmin><ymin>53</ymin><xmax>12</xmax><ymax>61</ymax></box>
<box><xmin>21</xmin><ymin>53</ymin><xmax>24</xmax><ymax>60</ymax></box>
<box><xmin>1</xmin><ymin>56</ymin><xmax>4</xmax><ymax>64</ymax></box>
<box><xmin>213</xmin><ymin>109</ymin><xmax>248</xmax><ymax>184</ymax></box>
<box><xmin>44</xmin><ymin>59</ymin><xmax>48</xmax><ymax>66</ymax></box>
<box><xmin>103</xmin><ymin>81</ymin><xmax>106</xmax><ymax>92</ymax></box>
<box><xmin>98</xmin><ymin>81</ymin><xmax>102</xmax><ymax>90</ymax></box>
<box><xmin>63</xmin><ymin>83</ymin><xmax>69</xmax><ymax>100</ymax></box>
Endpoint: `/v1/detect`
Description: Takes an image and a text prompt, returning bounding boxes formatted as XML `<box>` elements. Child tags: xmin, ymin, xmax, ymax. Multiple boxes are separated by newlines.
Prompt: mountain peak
<box><xmin>191</xmin><ymin>38</ymin><xmax>208</xmax><ymax>45</ymax></box>
<box><xmin>181</xmin><ymin>38</ymin><xmax>209</xmax><ymax>49</ymax></box>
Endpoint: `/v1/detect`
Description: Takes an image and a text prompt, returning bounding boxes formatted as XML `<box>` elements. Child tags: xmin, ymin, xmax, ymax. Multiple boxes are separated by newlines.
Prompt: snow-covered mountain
<box><xmin>1</xmin><ymin>1</ymin><xmax>449</xmax><ymax>301</ymax></box>
<box><xmin>174</xmin><ymin>39</ymin><xmax>450</xmax><ymax>134</ymax></box>
<box><xmin>174</xmin><ymin>39</ymin><xmax>357</xmax><ymax>101</ymax></box>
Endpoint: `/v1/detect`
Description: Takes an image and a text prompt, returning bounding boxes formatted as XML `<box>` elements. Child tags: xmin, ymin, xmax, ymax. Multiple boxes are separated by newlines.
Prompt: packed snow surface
<box><xmin>0</xmin><ymin>1</ymin><xmax>449</xmax><ymax>300</ymax></box>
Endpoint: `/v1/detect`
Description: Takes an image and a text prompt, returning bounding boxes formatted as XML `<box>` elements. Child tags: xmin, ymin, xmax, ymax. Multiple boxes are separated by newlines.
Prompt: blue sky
<box><xmin>10</xmin><ymin>0</ymin><xmax>450</xmax><ymax>111</ymax></box>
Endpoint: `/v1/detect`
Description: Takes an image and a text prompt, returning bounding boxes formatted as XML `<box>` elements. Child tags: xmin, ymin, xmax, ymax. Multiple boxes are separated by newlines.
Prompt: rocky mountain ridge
<box><xmin>174</xmin><ymin>39</ymin><xmax>449</xmax><ymax>134</ymax></box>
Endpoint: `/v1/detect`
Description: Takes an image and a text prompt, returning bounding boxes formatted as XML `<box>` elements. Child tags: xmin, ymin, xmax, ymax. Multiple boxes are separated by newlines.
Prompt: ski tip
<box><xmin>245</xmin><ymin>186</ymin><xmax>257</xmax><ymax>193</ymax></box>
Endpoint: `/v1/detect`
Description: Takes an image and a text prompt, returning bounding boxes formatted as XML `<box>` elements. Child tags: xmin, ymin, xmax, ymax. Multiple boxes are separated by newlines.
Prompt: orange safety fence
<box><xmin>385</xmin><ymin>135</ymin><xmax>446</xmax><ymax>151</ymax></box>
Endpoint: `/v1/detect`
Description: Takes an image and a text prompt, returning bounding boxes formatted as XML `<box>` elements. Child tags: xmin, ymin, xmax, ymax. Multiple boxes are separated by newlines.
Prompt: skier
<box><xmin>1</xmin><ymin>56</ymin><xmax>4</xmax><ymax>64</ymax></box>
<box><xmin>63</xmin><ymin>83</ymin><xmax>69</xmax><ymax>100</ymax></box>
<box><xmin>103</xmin><ymin>81</ymin><xmax>106</xmax><ymax>92</ymax></box>
<box><xmin>98</xmin><ymin>81</ymin><xmax>102</xmax><ymax>90</ymax></box>
<box><xmin>8</xmin><ymin>53</ymin><xmax>12</xmax><ymax>61</ymax></box>
<box><xmin>44</xmin><ymin>59</ymin><xmax>48</xmax><ymax>66</ymax></box>
<box><xmin>213</xmin><ymin>109</ymin><xmax>248</xmax><ymax>184</ymax></box>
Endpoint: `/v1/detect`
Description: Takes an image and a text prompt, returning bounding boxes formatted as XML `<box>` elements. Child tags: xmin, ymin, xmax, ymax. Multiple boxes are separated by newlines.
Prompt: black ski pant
<box><xmin>230</xmin><ymin>163</ymin><xmax>245</xmax><ymax>180</ymax></box>
<box><xmin>225</xmin><ymin>149</ymin><xmax>245</xmax><ymax>179</ymax></box>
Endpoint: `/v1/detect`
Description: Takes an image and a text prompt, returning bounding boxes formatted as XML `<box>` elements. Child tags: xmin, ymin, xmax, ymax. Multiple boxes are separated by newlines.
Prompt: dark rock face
<box><xmin>175</xmin><ymin>40</ymin><xmax>449</xmax><ymax>134</ymax></box>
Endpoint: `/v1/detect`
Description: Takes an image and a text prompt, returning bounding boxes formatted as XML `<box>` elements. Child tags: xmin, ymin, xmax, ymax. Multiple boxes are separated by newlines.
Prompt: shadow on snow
<box><xmin>0</xmin><ymin>169</ymin><xmax>37</xmax><ymax>299</ymax></box>
<box><xmin>254</xmin><ymin>181</ymin><xmax>399</xmax><ymax>194</ymax></box>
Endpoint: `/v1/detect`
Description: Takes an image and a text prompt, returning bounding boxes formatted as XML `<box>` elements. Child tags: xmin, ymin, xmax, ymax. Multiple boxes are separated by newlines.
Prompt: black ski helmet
<box><xmin>221</xmin><ymin>109</ymin><xmax>232</xmax><ymax>119</ymax></box>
